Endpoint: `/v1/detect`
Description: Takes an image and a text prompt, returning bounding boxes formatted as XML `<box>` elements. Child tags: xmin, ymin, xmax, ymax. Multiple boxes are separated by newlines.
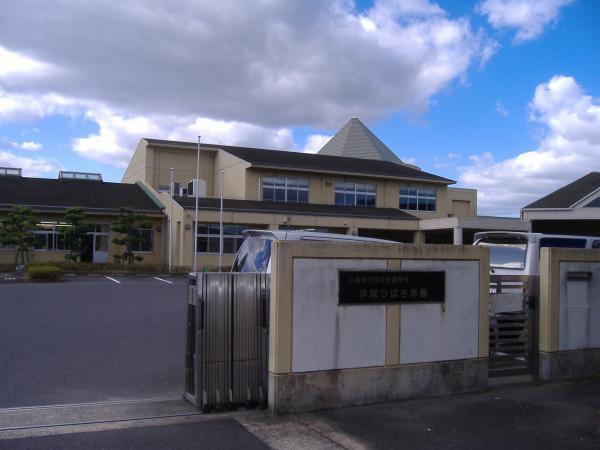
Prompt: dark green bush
<box><xmin>27</xmin><ymin>265</ymin><xmax>64</xmax><ymax>281</ymax></box>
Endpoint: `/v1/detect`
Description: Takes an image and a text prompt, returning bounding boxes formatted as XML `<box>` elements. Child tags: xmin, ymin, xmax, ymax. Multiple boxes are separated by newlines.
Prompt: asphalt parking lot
<box><xmin>0</xmin><ymin>275</ymin><xmax>188</xmax><ymax>408</ymax></box>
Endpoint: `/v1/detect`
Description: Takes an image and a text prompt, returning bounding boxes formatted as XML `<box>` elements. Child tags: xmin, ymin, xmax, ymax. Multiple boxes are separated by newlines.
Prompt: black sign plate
<box><xmin>338</xmin><ymin>270</ymin><xmax>445</xmax><ymax>304</ymax></box>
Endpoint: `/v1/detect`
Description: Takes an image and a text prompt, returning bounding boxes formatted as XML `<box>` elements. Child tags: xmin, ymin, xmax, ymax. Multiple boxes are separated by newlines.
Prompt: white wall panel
<box><xmin>292</xmin><ymin>258</ymin><xmax>387</xmax><ymax>372</ymax></box>
<box><xmin>399</xmin><ymin>260</ymin><xmax>480</xmax><ymax>364</ymax></box>
<box><xmin>559</xmin><ymin>262</ymin><xmax>600</xmax><ymax>351</ymax></box>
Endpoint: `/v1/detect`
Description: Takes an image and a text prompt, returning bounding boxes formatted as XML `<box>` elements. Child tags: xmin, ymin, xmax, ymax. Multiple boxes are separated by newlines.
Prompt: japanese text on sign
<box><xmin>338</xmin><ymin>270</ymin><xmax>445</xmax><ymax>304</ymax></box>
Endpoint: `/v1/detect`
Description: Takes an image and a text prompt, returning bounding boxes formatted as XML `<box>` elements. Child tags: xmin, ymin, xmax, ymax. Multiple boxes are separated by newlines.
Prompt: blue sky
<box><xmin>0</xmin><ymin>0</ymin><xmax>598</xmax><ymax>216</ymax></box>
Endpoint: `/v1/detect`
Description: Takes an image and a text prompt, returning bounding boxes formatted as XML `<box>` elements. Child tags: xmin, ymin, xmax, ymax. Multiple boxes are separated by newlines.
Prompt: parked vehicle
<box><xmin>231</xmin><ymin>229</ymin><xmax>395</xmax><ymax>273</ymax></box>
<box><xmin>473</xmin><ymin>231</ymin><xmax>600</xmax><ymax>276</ymax></box>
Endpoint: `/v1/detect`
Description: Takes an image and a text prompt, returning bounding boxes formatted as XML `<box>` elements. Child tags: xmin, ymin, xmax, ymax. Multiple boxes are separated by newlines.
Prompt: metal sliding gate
<box><xmin>184</xmin><ymin>272</ymin><xmax>270</xmax><ymax>411</ymax></box>
<box><xmin>488</xmin><ymin>275</ymin><xmax>538</xmax><ymax>377</ymax></box>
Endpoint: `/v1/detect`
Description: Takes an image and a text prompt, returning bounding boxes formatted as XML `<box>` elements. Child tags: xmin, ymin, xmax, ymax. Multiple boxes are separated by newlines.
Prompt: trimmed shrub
<box><xmin>27</xmin><ymin>265</ymin><xmax>64</xmax><ymax>281</ymax></box>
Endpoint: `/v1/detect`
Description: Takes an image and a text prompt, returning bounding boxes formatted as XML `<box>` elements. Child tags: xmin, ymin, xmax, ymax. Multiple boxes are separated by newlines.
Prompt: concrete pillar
<box><xmin>413</xmin><ymin>230</ymin><xmax>425</xmax><ymax>244</ymax></box>
<box><xmin>268</xmin><ymin>224</ymin><xmax>279</xmax><ymax>231</ymax></box>
<box><xmin>346</xmin><ymin>227</ymin><xmax>358</xmax><ymax>236</ymax></box>
<box><xmin>453</xmin><ymin>227</ymin><xmax>463</xmax><ymax>245</ymax></box>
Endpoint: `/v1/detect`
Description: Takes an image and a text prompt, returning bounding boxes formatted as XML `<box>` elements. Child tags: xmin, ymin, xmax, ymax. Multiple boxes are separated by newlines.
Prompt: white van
<box><xmin>473</xmin><ymin>231</ymin><xmax>600</xmax><ymax>276</ymax></box>
<box><xmin>231</xmin><ymin>229</ymin><xmax>395</xmax><ymax>273</ymax></box>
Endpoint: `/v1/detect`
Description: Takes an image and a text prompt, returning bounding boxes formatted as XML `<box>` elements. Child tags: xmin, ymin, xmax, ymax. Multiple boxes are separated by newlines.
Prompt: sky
<box><xmin>0</xmin><ymin>0</ymin><xmax>598</xmax><ymax>216</ymax></box>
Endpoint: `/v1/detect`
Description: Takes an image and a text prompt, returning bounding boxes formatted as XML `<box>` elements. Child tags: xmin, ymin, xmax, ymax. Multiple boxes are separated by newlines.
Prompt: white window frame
<box><xmin>195</xmin><ymin>223</ymin><xmax>248</xmax><ymax>254</ymax></box>
<box><xmin>32</xmin><ymin>222</ymin><xmax>69</xmax><ymax>252</ymax></box>
<box><xmin>261</xmin><ymin>176</ymin><xmax>309</xmax><ymax>203</ymax></box>
<box><xmin>334</xmin><ymin>181</ymin><xmax>377</xmax><ymax>207</ymax></box>
<box><xmin>399</xmin><ymin>187</ymin><xmax>436</xmax><ymax>212</ymax></box>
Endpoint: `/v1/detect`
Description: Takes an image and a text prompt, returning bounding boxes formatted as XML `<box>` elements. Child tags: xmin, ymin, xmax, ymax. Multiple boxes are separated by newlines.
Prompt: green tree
<box><xmin>112</xmin><ymin>207</ymin><xmax>150</xmax><ymax>265</ymax></box>
<box><xmin>0</xmin><ymin>206</ymin><xmax>38</xmax><ymax>266</ymax></box>
<box><xmin>63</xmin><ymin>207</ymin><xmax>92</xmax><ymax>262</ymax></box>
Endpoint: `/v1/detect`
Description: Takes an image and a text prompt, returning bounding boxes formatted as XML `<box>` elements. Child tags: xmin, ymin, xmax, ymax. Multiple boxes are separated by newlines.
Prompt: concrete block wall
<box><xmin>539</xmin><ymin>248</ymin><xmax>600</xmax><ymax>381</ymax></box>
<box><xmin>268</xmin><ymin>241</ymin><xmax>490</xmax><ymax>414</ymax></box>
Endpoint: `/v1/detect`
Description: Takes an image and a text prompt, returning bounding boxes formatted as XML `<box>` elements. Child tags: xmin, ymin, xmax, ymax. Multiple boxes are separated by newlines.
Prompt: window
<box><xmin>593</xmin><ymin>240</ymin><xmax>600</xmax><ymax>249</ymax></box>
<box><xmin>476</xmin><ymin>236</ymin><xmax>527</xmax><ymax>269</ymax></box>
<box><xmin>399</xmin><ymin>187</ymin><xmax>436</xmax><ymax>211</ymax></box>
<box><xmin>32</xmin><ymin>222</ymin><xmax>69</xmax><ymax>252</ymax></box>
<box><xmin>262</xmin><ymin>177</ymin><xmax>309</xmax><ymax>203</ymax></box>
<box><xmin>133</xmin><ymin>228</ymin><xmax>153</xmax><ymax>252</ymax></box>
<box><xmin>334</xmin><ymin>182</ymin><xmax>376</xmax><ymax>207</ymax></box>
<box><xmin>196</xmin><ymin>223</ymin><xmax>248</xmax><ymax>254</ymax></box>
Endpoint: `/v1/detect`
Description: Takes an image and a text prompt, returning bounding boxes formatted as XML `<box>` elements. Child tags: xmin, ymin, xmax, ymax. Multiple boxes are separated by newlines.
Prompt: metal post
<box><xmin>219</xmin><ymin>170</ymin><xmax>224</xmax><ymax>270</ymax></box>
<box><xmin>168</xmin><ymin>167</ymin><xmax>174</xmax><ymax>272</ymax></box>
<box><xmin>193</xmin><ymin>136</ymin><xmax>201</xmax><ymax>273</ymax></box>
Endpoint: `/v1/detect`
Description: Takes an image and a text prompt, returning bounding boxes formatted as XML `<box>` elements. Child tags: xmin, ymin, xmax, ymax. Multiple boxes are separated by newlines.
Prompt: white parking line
<box><xmin>105</xmin><ymin>276</ymin><xmax>121</xmax><ymax>284</ymax></box>
<box><xmin>152</xmin><ymin>276</ymin><xmax>173</xmax><ymax>284</ymax></box>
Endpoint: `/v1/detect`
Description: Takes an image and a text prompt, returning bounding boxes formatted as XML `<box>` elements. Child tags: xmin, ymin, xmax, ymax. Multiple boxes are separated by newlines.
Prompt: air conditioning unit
<box><xmin>187</xmin><ymin>179</ymin><xmax>206</xmax><ymax>197</ymax></box>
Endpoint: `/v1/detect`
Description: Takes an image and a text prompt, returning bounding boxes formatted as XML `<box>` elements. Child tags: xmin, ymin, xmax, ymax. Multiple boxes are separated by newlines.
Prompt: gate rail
<box><xmin>489</xmin><ymin>275</ymin><xmax>538</xmax><ymax>378</ymax></box>
<box><xmin>184</xmin><ymin>272</ymin><xmax>270</xmax><ymax>411</ymax></box>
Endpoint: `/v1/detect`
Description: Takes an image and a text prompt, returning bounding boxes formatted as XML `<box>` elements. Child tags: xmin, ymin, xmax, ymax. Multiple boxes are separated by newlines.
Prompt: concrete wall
<box><xmin>269</xmin><ymin>241</ymin><xmax>489</xmax><ymax>414</ymax></box>
<box><xmin>538</xmin><ymin>248</ymin><xmax>600</xmax><ymax>381</ymax></box>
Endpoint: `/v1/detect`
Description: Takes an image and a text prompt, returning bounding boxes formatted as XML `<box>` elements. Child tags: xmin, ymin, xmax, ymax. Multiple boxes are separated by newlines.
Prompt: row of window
<box><xmin>260</xmin><ymin>176</ymin><xmax>436</xmax><ymax>211</ymax></box>
<box><xmin>0</xmin><ymin>222</ymin><xmax>154</xmax><ymax>252</ymax></box>
<box><xmin>195</xmin><ymin>223</ymin><xmax>248</xmax><ymax>254</ymax></box>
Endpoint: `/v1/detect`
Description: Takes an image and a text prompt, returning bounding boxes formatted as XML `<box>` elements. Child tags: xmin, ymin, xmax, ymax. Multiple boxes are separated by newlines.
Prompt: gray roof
<box><xmin>318</xmin><ymin>118</ymin><xmax>404</xmax><ymax>164</ymax></box>
<box><xmin>144</xmin><ymin>139</ymin><xmax>453</xmax><ymax>184</ymax></box>
<box><xmin>173</xmin><ymin>197</ymin><xmax>417</xmax><ymax>221</ymax></box>
<box><xmin>0</xmin><ymin>176</ymin><xmax>163</xmax><ymax>214</ymax></box>
<box><xmin>524</xmin><ymin>172</ymin><xmax>600</xmax><ymax>209</ymax></box>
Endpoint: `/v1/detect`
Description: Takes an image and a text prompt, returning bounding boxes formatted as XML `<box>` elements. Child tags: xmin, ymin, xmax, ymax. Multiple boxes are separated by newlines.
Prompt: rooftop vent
<box><xmin>59</xmin><ymin>171</ymin><xmax>103</xmax><ymax>181</ymax></box>
<box><xmin>0</xmin><ymin>167</ymin><xmax>22</xmax><ymax>177</ymax></box>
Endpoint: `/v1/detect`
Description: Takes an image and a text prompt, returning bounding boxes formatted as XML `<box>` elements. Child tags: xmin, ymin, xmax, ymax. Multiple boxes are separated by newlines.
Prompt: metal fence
<box><xmin>184</xmin><ymin>272</ymin><xmax>270</xmax><ymax>411</ymax></box>
<box><xmin>488</xmin><ymin>275</ymin><xmax>538</xmax><ymax>377</ymax></box>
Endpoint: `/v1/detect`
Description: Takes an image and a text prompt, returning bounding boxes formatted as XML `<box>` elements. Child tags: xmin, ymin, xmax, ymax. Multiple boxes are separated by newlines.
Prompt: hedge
<box><xmin>27</xmin><ymin>265</ymin><xmax>64</xmax><ymax>281</ymax></box>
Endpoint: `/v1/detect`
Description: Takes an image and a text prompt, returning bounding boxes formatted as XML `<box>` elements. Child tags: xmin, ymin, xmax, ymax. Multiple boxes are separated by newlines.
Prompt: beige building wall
<box><xmin>0</xmin><ymin>211</ymin><xmax>164</xmax><ymax>266</ymax></box>
<box><xmin>122</xmin><ymin>140</ymin><xmax>477</xmax><ymax>223</ymax></box>
<box><xmin>213</xmin><ymin>150</ymin><xmax>250</xmax><ymax>199</ymax></box>
<box><xmin>447</xmin><ymin>187</ymin><xmax>477</xmax><ymax>218</ymax></box>
<box><xmin>152</xmin><ymin>148</ymin><xmax>215</xmax><ymax>196</ymax></box>
<box><xmin>122</xmin><ymin>140</ymin><xmax>149</xmax><ymax>185</ymax></box>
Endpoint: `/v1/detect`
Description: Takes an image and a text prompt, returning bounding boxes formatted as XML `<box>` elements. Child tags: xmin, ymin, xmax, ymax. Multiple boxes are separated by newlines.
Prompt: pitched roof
<box><xmin>144</xmin><ymin>139</ymin><xmax>453</xmax><ymax>184</ymax></box>
<box><xmin>524</xmin><ymin>172</ymin><xmax>600</xmax><ymax>209</ymax></box>
<box><xmin>173</xmin><ymin>197</ymin><xmax>417</xmax><ymax>221</ymax></box>
<box><xmin>318</xmin><ymin>117</ymin><xmax>404</xmax><ymax>164</ymax></box>
<box><xmin>0</xmin><ymin>176</ymin><xmax>163</xmax><ymax>214</ymax></box>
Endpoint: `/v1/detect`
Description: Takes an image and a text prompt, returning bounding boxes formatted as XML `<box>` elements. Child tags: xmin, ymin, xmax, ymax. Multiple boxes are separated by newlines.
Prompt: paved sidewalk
<box><xmin>1</xmin><ymin>379</ymin><xmax>599</xmax><ymax>449</ymax></box>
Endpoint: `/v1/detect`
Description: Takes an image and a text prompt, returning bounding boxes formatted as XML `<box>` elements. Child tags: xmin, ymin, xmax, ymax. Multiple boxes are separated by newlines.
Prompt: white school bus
<box><xmin>473</xmin><ymin>231</ymin><xmax>600</xmax><ymax>276</ymax></box>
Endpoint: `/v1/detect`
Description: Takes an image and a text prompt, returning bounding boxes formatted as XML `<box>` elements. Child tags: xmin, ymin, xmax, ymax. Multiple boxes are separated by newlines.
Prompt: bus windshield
<box><xmin>476</xmin><ymin>236</ymin><xmax>527</xmax><ymax>269</ymax></box>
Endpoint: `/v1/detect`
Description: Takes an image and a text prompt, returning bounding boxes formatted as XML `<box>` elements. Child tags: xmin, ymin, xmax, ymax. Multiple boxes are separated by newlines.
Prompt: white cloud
<box><xmin>0</xmin><ymin>46</ymin><xmax>56</xmax><ymax>84</ymax></box>
<box><xmin>477</xmin><ymin>0</ymin><xmax>574</xmax><ymax>43</ymax></box>
<box><xmin>72</xmin><ymin>109</ymin><xmax>298</xmax><ymax>168</ymax></box>
<box><xmin>0</xmin><ymin>1</ymin><xmax>492</xmax><ymax>129</ymax></box>
<box><xmin>458</xmin><ymin>75</ymin><xmax>600</xmax><ymax>216</ymax></box>
<box><xmin>302</xmin><ymin>134</ymin><xmax>333</xmax><ymax>154</ymax></box>
<box><xmin>19</xmin><ymin>141</ymin><xmax>42</xmax><ymax>151</ymax></box>
<box><xmin>0</xmin><ymin>150</ymin><xmax>61</xmax><ymax>177</ymax></box>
